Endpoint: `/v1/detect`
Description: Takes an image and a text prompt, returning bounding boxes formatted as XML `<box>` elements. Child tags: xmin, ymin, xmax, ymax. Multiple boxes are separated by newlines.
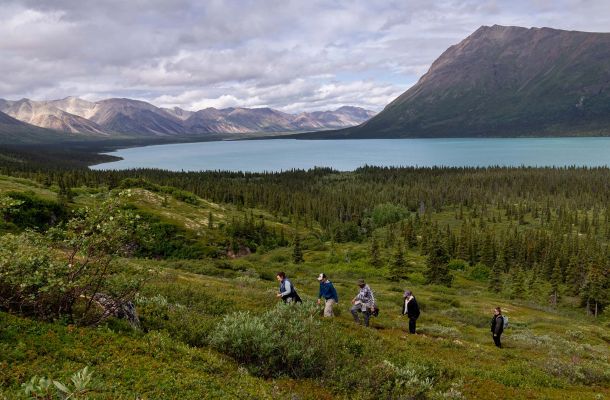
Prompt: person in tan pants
<box><xmin>316</xmin><ymin>273</ymin><xmax>338</xmax><ymax>317</ymax></box>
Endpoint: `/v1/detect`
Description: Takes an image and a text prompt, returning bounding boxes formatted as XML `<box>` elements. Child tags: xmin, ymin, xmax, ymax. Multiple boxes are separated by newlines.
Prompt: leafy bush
<box><xmin>369</xmin><ymin>203</ymin><xmax>409</xmax><ymax>228</ymax></box>
<box><xmin>0</xmin><ymin>196</ymin><xmax>148</xmax><ymax>325</ymax></box>
<box><xmin>329</xmin><ymin>221</ymin><xmax>365</xmax><ymax>242</ymax></box>
<box><xmin>1</xmin><ymin>191</ymin><xmax>67</xmax><ymax>231</ymax></box>
<box><xmin>22</xmin><ymin>366</ymin><xmax>93</xmax><ymax>399</ymax></box>
<box><xmin>333</xmin><ymin>359</ymin><xmax>452</xmax><ymax>400</ymax></box>
<box><xmin>210</xmin><ymin>302</ymin><xmax>332</xmax><ymax>378</ymax></box>
<box><xmin>544</xmin><ymin>356</ymin><xmax>610</xmax><ymax>385</ymax></box>
<box><xmin>134</xmin><ymin>216</ymin><xmax>214</xmax><ymax>259</ymax></box>
<box><xmin>468</xmin><ymin>263</ymin><xmax>491</xmax><ymax>281</ymax></box>
<box><xmin>447</xmin><ymin>259</ymin><xmax>468</xmax><ymax>271</ymax></box>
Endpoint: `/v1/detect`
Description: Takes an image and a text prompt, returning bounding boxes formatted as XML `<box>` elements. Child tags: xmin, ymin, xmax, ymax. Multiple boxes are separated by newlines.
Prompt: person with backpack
<box><xmin>276</xmin><ymin>272</ymin><xmax>302</xmax><ymax>304</ymax></box>
<box><xmin>401</xmin><ymin>290</ymin><xmax>420</xmax><ymax>334</ymax></box>
<box><xmin>350</xmin><ymin>279</ymin><xmax>376</xmax><ymax>327</ymax></box>
<box><xmin>317</xmin><ymin>273</ymin><xmax>338</xmax><ymax>317</ymax></box>
<box><xmin>490</xmin><ymin>307</ymin><xmax>505</xmax><ymax>348</ymax></box>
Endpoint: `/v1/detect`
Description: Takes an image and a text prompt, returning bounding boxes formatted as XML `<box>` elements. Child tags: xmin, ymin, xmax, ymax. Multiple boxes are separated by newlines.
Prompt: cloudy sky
<box><xmin>2</xmin><ymin>0</ymin><xmax>610</xmax><ymax>112</ymax></box>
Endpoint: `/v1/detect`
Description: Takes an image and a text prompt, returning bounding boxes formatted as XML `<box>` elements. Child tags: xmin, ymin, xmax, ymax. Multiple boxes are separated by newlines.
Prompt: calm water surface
<box><xmin>91</xmin><ymin>138</ymin><xmax>610</xmax><ymax>172</ymax></box>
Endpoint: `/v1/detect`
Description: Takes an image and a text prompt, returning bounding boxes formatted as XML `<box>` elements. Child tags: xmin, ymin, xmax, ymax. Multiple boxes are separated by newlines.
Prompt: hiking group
<box><xmin>276</xmin><ymin>271</ymin><xmax>506</xmax><ymax>347</ymax></box>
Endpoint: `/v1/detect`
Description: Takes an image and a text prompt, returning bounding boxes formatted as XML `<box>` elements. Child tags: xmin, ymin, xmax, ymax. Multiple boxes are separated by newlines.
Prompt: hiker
<box><xmin>401</xmin><ymin>290</ymin><xmax>420</xmax><ymax>334</ymax></box>
<box><xmin>276</xmin><ymin>272</ymin><xmax>302</xmax><ymax>304</ymax></box>
<box><xmin>317</xmin><ymin>273</ymin><xmax>338</xmax><ymax>317</ymax></box>
<box><xmin>490</xmin><ymin>307</ymin><xmax>504</xmax><ymax>348</ymax></box>
<box><xmin>350</xmin><ymin>279</ymin><xmax>376</xmax><ymax>327</ymax></box>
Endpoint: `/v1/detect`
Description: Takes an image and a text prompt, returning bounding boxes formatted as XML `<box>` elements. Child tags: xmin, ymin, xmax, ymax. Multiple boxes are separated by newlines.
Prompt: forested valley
<box><xmin>0</xmin><ymin>147</ymin><xmax>608</xmax><ymax>399</ymax></box>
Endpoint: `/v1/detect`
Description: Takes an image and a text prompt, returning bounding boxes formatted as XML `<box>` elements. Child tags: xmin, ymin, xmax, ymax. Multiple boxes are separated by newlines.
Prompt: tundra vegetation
<box><xmin>0</xmin><ymin>150</ymin><xmax>609</xmax><ymax>399</ymax></box>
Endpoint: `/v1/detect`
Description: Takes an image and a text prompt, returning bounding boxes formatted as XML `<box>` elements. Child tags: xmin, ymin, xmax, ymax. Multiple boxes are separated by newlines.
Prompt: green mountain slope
<box><xmin>0</xmin><ymin>110</ymin><xmax>75</xmax><ymax>144</ymax></box>
<box><xmin>310</xmin><ymin>25</ymin><xmax>610</xmax><ymax>138</ymax></box>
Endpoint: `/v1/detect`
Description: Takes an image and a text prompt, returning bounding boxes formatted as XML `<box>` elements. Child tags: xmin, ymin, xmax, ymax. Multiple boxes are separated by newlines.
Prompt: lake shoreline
<box><xmin>90</xmin><ymin>137</ymin><xmax>610</xmax><ymax>173</ymax></box>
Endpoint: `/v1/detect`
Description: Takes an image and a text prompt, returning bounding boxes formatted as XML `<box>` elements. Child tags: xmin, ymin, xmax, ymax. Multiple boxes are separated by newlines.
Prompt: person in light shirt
<box><xmin>350</xmin><ymin>279</ymin><xmax>376</xmax><ymax>327</ymax></box>
<box><xmin>401</xmin><ymin>290</ymin><xmax>420</xmax><ymax>334</ymax></box>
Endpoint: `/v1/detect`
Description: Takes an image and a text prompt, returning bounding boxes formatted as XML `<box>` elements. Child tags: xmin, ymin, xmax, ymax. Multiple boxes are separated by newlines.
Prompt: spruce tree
<box><xmin>388</xmin><ymin>241</ymin><xmax>408</xmax><ymax>281</ymax></box>
<box><xmin>369</xmin><ymin>235</ymin><xmax>382</xmax><ymax>268</ymax></box>
<box><xmin>292</xmin><ymin>235</ymin><xmax>304</xmax><ymax>264</ymax></box>
<box><xmin>480</xmin><ymin>232</ymin><xmax>495</xmax><ymax>268</ymax></box>
<box><xmin>424</xmin><ymin>235</ymin><xmax>452</xmax><ymax>286</ymax></box>
<box><xmin>488</xmin><ymin>253</ymin><xmax>504</xmax><ymax>293</ymax></box>
<box><xmin>510</xmin><ymin>265</ymin><xmax>526</xmax><ymax>299</ymax></box>
<box><xmin>565</xmin><ymin>255</ymin><xmax>581</xmax><ymax>292</ymax></box>
<box><xmin>549</xmin><ymin>258</ymin><xmax>562</xmax><ymax>307</ymax></box>
<box><xmin>581</xmin><ymin>259</ymin><xmax>610</xmax><ymax>317</ymax></box>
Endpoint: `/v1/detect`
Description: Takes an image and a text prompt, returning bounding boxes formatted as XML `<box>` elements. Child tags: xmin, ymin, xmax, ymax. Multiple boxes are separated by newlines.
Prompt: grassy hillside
<box><xmin>0</xmin><ymin>174</ymin><xmax>608</xmax><ymax>399</ymax></box>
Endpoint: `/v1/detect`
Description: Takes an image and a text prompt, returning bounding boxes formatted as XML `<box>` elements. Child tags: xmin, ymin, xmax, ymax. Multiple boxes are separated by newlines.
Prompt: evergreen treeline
<box><xmin>0</xmin><ymin>148</ymin><xmax>608</xmax><ymax>314</ymax></box>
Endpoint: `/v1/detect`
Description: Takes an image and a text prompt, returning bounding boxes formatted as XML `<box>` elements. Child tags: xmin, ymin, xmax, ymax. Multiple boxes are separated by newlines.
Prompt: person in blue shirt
<box><xmin>276</xmin><ymin>271</ymin><xmax>301</xmax><ymax>303</ymax></box>
<box><xmin>316</xmin><ymin>273</ymin><xmax>338</xmax><ymax>317</ymax></box>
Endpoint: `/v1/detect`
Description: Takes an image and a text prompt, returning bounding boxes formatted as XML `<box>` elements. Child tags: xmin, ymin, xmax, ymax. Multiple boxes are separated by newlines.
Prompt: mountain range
<box><xmin>306</xmin><ymin>25</ymin><xmax>610</xmax><ymax>138</ymax></box>
<box><xmin>0</xmin><ymin>97</ymin><xmax>375</xmax><ymax>139</ymax></box>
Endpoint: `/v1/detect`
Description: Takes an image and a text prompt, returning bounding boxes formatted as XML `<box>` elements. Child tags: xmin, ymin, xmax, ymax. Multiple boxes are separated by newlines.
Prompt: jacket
<box><xmin>319</xmin><ymin>281</ymin><xmax>339</xmax><ymax>302</ymax></box>
<box><xmin>355</xmin><ymin>284</ymin><xmax>376</xmax><ymax>308</ymax></box>
<box><xmin>402</xmin><ymin>296</ymin><xmax>420</xmax><ymax>319</ymax></box>
<box><xmin>491</xmin><ymin>315</ymin><xmax>504</xmax><ymax>335</ymax></box>
<box><xmin>279</xmin><ymin>278</ymin><xmax>302</xmax><ymax>303</ymax></box>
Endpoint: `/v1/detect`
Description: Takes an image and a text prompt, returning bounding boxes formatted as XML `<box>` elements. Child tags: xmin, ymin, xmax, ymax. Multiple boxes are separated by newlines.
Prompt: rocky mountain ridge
<box><xmin>0</xmin><ymin>97</ymin><xmax>375</xmax><ymax>137</ymax></box>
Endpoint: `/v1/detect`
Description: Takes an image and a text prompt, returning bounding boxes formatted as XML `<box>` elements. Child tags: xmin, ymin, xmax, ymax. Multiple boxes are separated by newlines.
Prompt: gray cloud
<box><xmin>2</xmin><ymin>0</ymin><xmax>610</xmax><ymax>112</ymax></box>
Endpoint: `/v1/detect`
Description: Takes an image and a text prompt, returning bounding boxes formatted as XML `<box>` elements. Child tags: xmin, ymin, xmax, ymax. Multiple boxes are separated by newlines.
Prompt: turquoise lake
<box><xmin>91</xmin><ymin>138</ymin><xmax>610</xmax><ymax>172</ymax></box>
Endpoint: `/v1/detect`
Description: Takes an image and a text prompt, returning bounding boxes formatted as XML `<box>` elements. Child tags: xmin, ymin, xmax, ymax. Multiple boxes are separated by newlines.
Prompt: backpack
<box><xmin>502</xmin><ymin>315</ymin><xmax>509</xmax><ymax>329</ymax></box>
<box><xmin>371</xmin><ymin>306</ymin><xmax>379</xmax><ymax>317</ymax></box>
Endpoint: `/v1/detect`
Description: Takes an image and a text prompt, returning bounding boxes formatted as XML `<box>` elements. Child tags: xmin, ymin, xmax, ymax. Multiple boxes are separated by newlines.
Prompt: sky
<box><xmin>2</xmin><ymin>0</ymin><xmax>610</xmax><ymax>113</ymax></box>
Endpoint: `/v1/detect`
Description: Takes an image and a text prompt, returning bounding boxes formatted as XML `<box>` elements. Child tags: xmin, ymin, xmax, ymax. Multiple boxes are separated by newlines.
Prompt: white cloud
<box><xmin>1</xmin><ymin>0</ymin><xmax>610</xmax><ymax>112</ymax></box>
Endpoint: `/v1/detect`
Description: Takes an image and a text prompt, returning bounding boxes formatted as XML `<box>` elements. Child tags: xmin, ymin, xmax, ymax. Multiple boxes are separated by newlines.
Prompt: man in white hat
<box><xmin>317</xmin><ymin>273</ymin><xmax>338</xmax><ymax>317</ymax></box>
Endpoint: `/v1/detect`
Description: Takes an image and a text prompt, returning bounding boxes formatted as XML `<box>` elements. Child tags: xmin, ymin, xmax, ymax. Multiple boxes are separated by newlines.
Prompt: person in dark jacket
<box><xmin>317</xmin><ymin>273</ymin><xmax>338</xmax><ymax>317</ymax></box>
<box><xmin>401</xmin><ymin>290</ymin><xmax>420</xmax><ymax>334</ymax></box>
<box><xmin>490</xmin><ymin>307</ymin><xmax>504</xmax><ymax>348</ymax></box>
<box><xmin>276</xmin><ymin>271</ymin><xmax>302</xmax><ymax>303</ymax></box>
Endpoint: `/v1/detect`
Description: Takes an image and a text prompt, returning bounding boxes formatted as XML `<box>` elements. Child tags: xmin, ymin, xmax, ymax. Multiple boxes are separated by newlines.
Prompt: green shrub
<box><xmin>544</xmin><ymin>356</ymin><xmax>610</xmax><ymax>385</ymax></box>
<box><xmin>22</xmin><ymin>366</ymin><xmax>93</xmax><ymax>399</ymax></box>
<box><xmin>369</xmin><ymin>203</ymin><xmax>409</xmax><ymax>228</ymax></box>
<box><xmin>210</xmin><ymin>302</ymin><xmax>332</xmax><ymax>378</ymax></box>
<box><xmin>0</xmin><ymin>196</ymin><xmax>147</xmax><ymax>325</ymax></box>
<box><xmin>1</xmin><ymin>191</ymin><xmax>67</xmax><ymax>231</ymax></box>
<box><xmin>468</xmin><ymin>263</ymin><xmax>491</xmax><ymax>281</ymax></box>
<box><xmin>447</xmin><ymin>259</ymin><xmax>468</xmax><ymax>271</ymax></box>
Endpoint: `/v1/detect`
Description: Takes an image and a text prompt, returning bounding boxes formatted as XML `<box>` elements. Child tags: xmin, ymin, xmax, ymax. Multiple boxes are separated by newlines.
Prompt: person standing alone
<box><xmin>402</xmin><ymin>290</ymin><xmax>420</xmax><ymax>334</ymax></box>
<box><xmin>317</xmin><ymin>273</ymin><xmax>338</xmax><ymax>317</ymax></box>
<box><xmin>491</xmin><ymin>307</ymin><xmax>504</xmax><ymax>348</ymax></box>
